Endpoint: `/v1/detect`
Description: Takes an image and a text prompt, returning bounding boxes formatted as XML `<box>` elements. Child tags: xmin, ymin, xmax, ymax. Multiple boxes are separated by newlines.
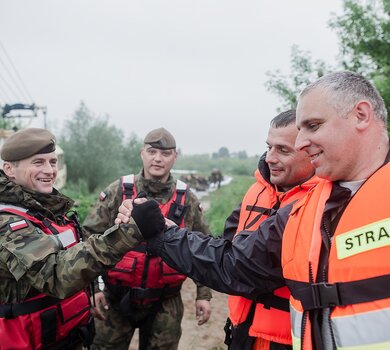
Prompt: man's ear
<box><xmin>3</xmin><ymin>162</ymin><xmax>15</xmax><ymax>179</ymax></box>
<box><xmin>354</xmin><ymin>100</ymin><xmax>372</xmax><ymax>131</ymax></box>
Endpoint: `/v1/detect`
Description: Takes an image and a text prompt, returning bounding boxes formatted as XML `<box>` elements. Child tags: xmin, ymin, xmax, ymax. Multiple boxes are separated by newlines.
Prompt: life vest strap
<box><xmin>287</xmin><ymin>274</ymin><xmax>390</xmax><ymax>310</ymax></box>
<box><xmin>132</xmin><ymin>243</ymin><xmax>147</xmax><ymax>253</ymax></box>
<box><xmin>0</xmin><ymin>295</ymin><xmax>61</xmax><ymax>318</ymax></box>
<box><xmin>107</xmin><ymin>285</ymin><xmax>182</xmax><ymax>306</ymax></box>
<box><xmin>256</xmin><ymin>292</ymin><xmax>290</xmax><ymax>312</ymax></box>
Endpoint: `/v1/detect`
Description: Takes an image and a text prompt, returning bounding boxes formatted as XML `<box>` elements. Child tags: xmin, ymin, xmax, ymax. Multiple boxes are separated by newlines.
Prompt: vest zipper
<box><xmin>301</xmin><ymin>262</ymin><xmax>316</xmax><ymax>350</ymax></box>
<box><xmin>322</xmin><ymin>220</ymin><xmax>337</xmax><ymax>350</ymax></box>
<box><xmin>141</xmin><ymin>253</ymin><xmax>150</xmax><ymax>289</ymax></box>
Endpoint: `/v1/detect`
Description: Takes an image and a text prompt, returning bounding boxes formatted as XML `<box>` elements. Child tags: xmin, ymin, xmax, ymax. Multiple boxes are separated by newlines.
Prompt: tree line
<box><xmin>59</xmin><ymin>102</ymin><xmax>257</xmax><ymax>193</ymax></box>
<box><xmin>61</xmin><ymin>0</ymin><xmax>390</xmax><ymax>193</ymax></box>
<box><xmin>266</xmin><ymin>0</ymin><xmax>390</xmax><ymax>133</ymax></box>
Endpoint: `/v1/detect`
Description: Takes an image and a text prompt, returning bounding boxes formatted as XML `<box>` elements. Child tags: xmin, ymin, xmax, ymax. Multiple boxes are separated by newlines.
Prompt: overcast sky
<box><xmin>0</xmin><ymin>0</ymin><xmax>343</xmax><ymax>156</ymax></box>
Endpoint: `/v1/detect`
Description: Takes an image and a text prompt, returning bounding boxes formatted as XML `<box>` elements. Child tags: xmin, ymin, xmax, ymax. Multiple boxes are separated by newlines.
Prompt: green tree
<box><xmin>237</xmin><ymin>150</ymin><xmax>248</xmax><ymax>159</ymax></box>
<box><xmin>265</xmin><ymin>45</ymin><xmax>331</xmax><ymax>109</ymax></box>
<box><xmin>122</xmin><ymin>132</ymin><xmax>143</xmax><ymax>174</ymax></box>
<box><xmin>60</xmin><ymin>102</ymin><xmax>131</xmax><ymax>192</ymax></box>
<box><xmin>266</xmin><ymin>1</ymin><xmax>390</xmax><ymax>132</ymax></box>
<box><xmin>219</xmin><ymin>146</ymin><xmax>230</xmax><ymax>158</ymax></box>
<box><xmin>329</xmin><ymin>0</ymin><xmax>390</xmax><ymax>131</ymax></box>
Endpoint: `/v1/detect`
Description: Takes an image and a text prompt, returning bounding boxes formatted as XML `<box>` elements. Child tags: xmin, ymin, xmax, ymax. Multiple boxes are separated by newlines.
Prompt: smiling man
<box><xmin>0</xmin><ymin>128</ymin><xmax>150</xmax><ymax>350</ymax></box>
<box><xmin>116</xmin><ymin>72</ymin><xmax>390</xmax><ymax>350</ymax></box>
<box><xmin>223</xmin><ymin>110</ymin><xmax>317</xmax><ymax>350</ymax></box>
<box><xmin>83</xmin><ymin>127</ymin><xmax>212</xmax><ymax>350</ymax></box>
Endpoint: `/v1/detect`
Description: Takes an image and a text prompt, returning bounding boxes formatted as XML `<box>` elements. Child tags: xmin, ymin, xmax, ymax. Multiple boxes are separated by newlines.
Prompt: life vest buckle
<box><xmin>311</xmin><ymin>282</ymin><xmax>341</xmax><ymax>309</ymax></box>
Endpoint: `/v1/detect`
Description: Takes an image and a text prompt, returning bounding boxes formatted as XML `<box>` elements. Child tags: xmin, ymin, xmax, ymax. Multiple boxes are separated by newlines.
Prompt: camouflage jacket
<box><xmin>83</xmin><ymin>171</ymin><xmax>212</xmax><ymax>301</ymax></box>
<box><xmin>0</xmin><ymin>171</ymin><xmax>141</xmax><ymax>303</ymax></box>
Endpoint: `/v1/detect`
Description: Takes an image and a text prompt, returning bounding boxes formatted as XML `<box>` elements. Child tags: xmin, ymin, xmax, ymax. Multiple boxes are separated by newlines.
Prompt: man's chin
<box><xmin>36</xmin><ymin>184</ymin><xmax>54</xmax><ymax>194</ymax></box>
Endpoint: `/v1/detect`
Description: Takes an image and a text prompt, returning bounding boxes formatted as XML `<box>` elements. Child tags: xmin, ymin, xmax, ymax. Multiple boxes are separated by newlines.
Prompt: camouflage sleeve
<box><xmin>0</xmin><ymin>214</ymin><xmax>143</xmax><ymax>301</ymax></box>
<box><xmin>184</xmin><ymin>190</ymin><xmax>211</xmax><ymax>234</ymax></box>
<box><xmin>83</xmin><ymin>180</ymin><xmax>122</xmax><ymax>238</ymax></box>
<box><xmin>184</xmin><ymin>190</ymin><xmax>212</xmax><ymax>301</ymax></box>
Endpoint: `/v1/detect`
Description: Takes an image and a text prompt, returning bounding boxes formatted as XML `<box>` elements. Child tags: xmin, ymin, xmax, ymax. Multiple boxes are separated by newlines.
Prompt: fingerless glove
<box><xmin>131</xmin><ymin>199</ymin><xmax>165</xmax><ymax>239</ymax></box>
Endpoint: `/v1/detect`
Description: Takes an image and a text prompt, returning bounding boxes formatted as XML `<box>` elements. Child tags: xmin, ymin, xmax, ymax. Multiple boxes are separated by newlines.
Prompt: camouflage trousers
<box><xmin>91</xmin><ymin>293</ymin><xmax>184</xmax><ymax>350</ymax></box>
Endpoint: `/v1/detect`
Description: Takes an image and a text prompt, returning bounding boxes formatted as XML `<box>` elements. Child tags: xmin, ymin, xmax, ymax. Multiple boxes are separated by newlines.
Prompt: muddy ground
<box><xmin>129</xmin><ymin>278</ymin><xmax>228</xmax><ymax>350</ymax></box>
<box><xmin>129</xmin><ymin>189</ymin><xmax>229</xmax><ymax>350</ymax></box>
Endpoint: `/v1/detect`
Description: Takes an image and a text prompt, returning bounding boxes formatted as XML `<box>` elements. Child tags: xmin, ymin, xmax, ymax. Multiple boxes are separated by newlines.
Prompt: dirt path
<box><xmin>176</xmin><ymin>192</ymin><xmax>228</xmax><ymax>349</ymax></box>
<box><xmin>178</xmin><ymin>278</ymin><xmax>228</xmax><ymax>350</ymax></box>
<box><xmin>129</xmin><ymin>190</ymin><xmax>229</xmax><ymax>349</ymax></box>
<box><xmin>129</xmin><ymin>279</ymin><xmax>228</xmax><ymax>350</ymax></box>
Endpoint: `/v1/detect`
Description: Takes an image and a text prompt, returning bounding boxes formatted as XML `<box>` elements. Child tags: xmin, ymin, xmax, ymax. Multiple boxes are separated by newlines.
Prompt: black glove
<box><xmin>131</xmin><ymin>199</ymin><xmax>165</xmax><ymax>239</ymax></box>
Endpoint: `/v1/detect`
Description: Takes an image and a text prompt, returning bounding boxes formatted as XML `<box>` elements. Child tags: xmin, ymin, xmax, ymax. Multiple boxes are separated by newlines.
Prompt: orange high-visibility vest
<box><xmin>282</xmin><ymin>163</ymin><xmax>390</xmax><ymax>350</ymax></box>
<box><xmin>228</xmin><ymin>170</ymin><xmax>319</xmax><ymax>346</ymax></box>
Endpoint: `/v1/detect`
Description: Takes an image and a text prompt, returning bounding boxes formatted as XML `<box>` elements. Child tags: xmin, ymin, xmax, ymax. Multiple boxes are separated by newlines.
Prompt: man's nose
<box><xmin>265</xmin><ymin>149</ymin><xmax>277</xmax><ymax>164</ymax></box>
<box><xmin>295</xmin><ymin>131</ymin><xmax>310</xmax><ymax>152</ymax></box>
<box><xmin>43</xmin><ymin>162</ymin><xmax>55</xmax><ymax>173</ymax></box>
<box><xmin>153</xmin><ymin>151</ymin><xmax>163</xmax><ymax>161</ymax></box>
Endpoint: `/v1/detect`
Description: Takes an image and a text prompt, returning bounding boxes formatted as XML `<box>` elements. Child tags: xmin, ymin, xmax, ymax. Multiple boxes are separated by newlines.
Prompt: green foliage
<box><xmin>265</xmin><ymin>45</ymin><xmax>331</xmax><ymax>110</ymax></box>
<box><xmin>204</xmin><ymin>175</ymin><xmax>255</xmax><ymax>236</ymax></box>
<box><xmin>237</xmin><ymin>150</ymin><xmax>248</xmax><ymax>159</ymax></box>
<box><xmin>59</xmin><ymin>102</ymin><xmax>143</xmax><ymax>192</ymax></box>
<box><xmin>212</xmin><ymin>146</ymin><xmax>230</xmax><ymax>159</ymax></box>
<box><xmin>175</xmin><ymin>153</ymin><xmax>258</xmax><ymax>177</ymax></box>
<box><xmin>266</xmin><ymin>1</ymin><xmax>390</xmax><ymax>132</ymax></box>
<box><xmin>61</xmin><ymin>174</ymin><xmax>256</xmax><ymax>235</ymax></box>
<box><xmin>61</xmin><ymin>180</ymin><xmax>99</xmax><ymax>223</ymax></box>
<box><xmin>329</xmin><ymin>0</ymin><xmax>390</xmax><ymax>131</ymax></box>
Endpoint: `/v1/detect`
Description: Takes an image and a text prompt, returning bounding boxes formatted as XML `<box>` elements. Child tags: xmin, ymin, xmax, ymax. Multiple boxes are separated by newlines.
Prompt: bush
<box><xmin>61</xmin><ymin>180</ymin><xmax>99</xmax><ymax>223</ymax></box>
<box><xmin>204</xmin><ymin>175</ymin><xmax>255</xmax><ymax>235</ymax></box>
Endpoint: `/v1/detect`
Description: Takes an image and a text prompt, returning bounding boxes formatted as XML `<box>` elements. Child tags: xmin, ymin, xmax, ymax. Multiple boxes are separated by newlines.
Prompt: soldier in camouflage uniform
<box><xmin>83</xmin><ymin>127</ymin><xmax>212</xmax><ymax>350</ymax></box>
<box><xmin>0</xmin><ymin>128</ymin><xmax>150</xmax><ymax>350</ymax></box>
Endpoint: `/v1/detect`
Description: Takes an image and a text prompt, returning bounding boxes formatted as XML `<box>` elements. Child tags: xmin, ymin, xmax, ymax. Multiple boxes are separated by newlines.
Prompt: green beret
<box><xmin>1</xmin><ymin>128</ymin><xmax>56</xmax><ymax>161</ymax></box>
<box><xmin>143</xmin><ymin>127</ymin><xmax>176</xmax><ymax>150</ymax></box>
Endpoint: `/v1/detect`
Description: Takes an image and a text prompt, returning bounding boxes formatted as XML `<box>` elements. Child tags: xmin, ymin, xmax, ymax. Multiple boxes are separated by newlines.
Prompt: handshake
<box><xmin>115</xmin><ymin>197</ymin><xmax>175</xmax><ymax>239</ymax></box>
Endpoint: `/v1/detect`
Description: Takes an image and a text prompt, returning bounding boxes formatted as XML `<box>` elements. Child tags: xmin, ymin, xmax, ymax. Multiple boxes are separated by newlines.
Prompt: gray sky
<box><xmin>0</xmin><ymin>0</ymin><xmax>343</xmax><ymax>155</ymax></box>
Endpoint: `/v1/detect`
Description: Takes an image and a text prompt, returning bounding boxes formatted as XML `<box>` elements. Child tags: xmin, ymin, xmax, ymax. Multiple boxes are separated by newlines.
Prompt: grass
<box><xmin>204</xmin><ymin>175</ymin><xmax>255</xmax><ymax>236</ymax></box>
<box><xmin>62</xmin><ymin>174</ymin><xmax>256</xmax><ymax>230</ymax></box>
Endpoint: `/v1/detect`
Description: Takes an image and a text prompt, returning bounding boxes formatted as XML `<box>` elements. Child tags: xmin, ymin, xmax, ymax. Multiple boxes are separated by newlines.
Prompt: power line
<box><xmin>0</xmin><ymin>71</ymin><xmax>20</xmax><ymax>102</ymax></box>
<box><xmin>0</xmin><ymin>54</ymin><xmax>29</xmax><ymax>102</ymax></box>
<box><xmin>0</xmin><ymin>82</ymin><xmax>12</xmax><ymax>102</ymax></box>
<box><xmin>0</xmin><ymin>40</ymin><xmax>34</xmax><ymax>102</ymax></box>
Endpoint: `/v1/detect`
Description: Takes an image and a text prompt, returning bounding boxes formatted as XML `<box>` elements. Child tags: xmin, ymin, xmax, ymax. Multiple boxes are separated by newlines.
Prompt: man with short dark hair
<box><xmin>84</xmin><ymin>127</ymin><xmax>212</xmax><ymax>350</ymax></box>
<box><xmin>0</xmin><ymin>128</ymin><xmax>147</xmax><ymax>350</ymax></box>
<box><xmin>224</xmin><ymin>110</ymin><xmax>317</xmax><ymax>350</ymax></box>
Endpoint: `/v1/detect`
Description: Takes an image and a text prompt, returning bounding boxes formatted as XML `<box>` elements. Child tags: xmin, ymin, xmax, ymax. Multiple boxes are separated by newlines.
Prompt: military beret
<box><xmin>143</xmin><ymin>127</ymin><xmax>176</xmax><ymax>150</ymax></box>
<box><xmin>1</xmin><ymin>128</ymin><xmax>56</xmax><ymax>161</ymax></box>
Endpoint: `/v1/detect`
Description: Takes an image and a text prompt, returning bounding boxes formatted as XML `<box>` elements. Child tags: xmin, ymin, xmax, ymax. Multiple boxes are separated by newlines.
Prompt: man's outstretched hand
<box><xmin>116</xmin><ymin>199</ymin><xmax>166</xmax><ymax>239</ymax></box>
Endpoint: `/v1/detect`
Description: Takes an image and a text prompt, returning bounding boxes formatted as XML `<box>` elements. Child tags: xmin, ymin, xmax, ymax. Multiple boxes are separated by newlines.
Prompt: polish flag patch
<box><xmin>99</xmin><ymin>191</ymin><xmax>107</xmax><ymax>201</ymax></box>
<box><xmin>10</xmin><ymin>220</ymin><xmax>29</xmax><ymax>231</ymax></box>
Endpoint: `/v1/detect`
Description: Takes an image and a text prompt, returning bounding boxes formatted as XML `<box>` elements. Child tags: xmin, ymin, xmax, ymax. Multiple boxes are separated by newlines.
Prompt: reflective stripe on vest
<box><xmin>0</xmin><ymin>205</ymin><xmax>91</xmax><ymax>350</ymax></box>
<box><xmin>290</xmin><ymin>306</ymin><xmax>302</xmax><ymax>350</ymax></box>
<box><xmin>283</xmin><ymin>163</ymin><xmax>390</xmax><ymax>350</ymax></box>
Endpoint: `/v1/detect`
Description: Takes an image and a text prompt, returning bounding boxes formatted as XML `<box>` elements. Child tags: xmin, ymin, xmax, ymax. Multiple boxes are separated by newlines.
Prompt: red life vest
<box><xmin>282</xmin><ymin>163</ymin><xmax>390</xmax><ymax>350</ymax></box>
<box><xmin>0</xmin><ymin>205</ymin><xmax>92</xmax><ymax>350</ymax></box>
<box><xmin>105</xmin><ymin>175</ymin><xmax>189</xmax><ymax>303</ymax></box>
<box><xmin>228</xmin><ymin>171</ymin><xmax>319</xmax><ymax>347</ymax></box>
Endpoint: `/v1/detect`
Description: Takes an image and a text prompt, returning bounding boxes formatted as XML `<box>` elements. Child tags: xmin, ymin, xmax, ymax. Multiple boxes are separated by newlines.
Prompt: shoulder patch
<box><xmin>198</xmin><ymin>203</ymin><xmax>203</xmax><ymax>212</ymax></box>
<box><xmin>99</xmin><ymin>191</ymin><xmax>107</xmax><ymax>201</ymax></box>
<box><xmin>10</xmin><ymin>220</ymin><xmax>29</xmax><ymax>231</ymax></box>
